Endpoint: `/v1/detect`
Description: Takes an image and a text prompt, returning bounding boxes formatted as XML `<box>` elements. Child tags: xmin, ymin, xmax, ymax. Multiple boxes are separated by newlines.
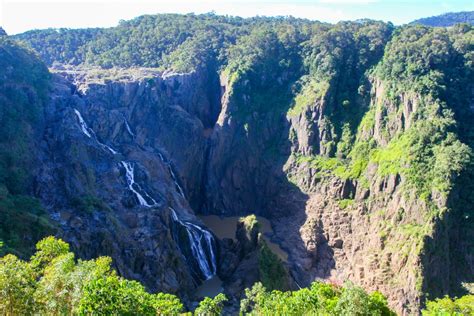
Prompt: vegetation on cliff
<box><xmin>291</xmin><ymin>23</ymin><xmax>473</xmax><ymax>306</ymax></box>
<box><xmin>0</xmin><ymin>38</ymin><xmax>56</xmax><ymax>258</ymax></box>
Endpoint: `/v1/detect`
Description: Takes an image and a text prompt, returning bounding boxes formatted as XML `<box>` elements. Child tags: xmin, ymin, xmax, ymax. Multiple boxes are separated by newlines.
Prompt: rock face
<box><xmin>34</xmin><ymin>68</ymin><xmax>221</xmax><ymax>299</ymax></box>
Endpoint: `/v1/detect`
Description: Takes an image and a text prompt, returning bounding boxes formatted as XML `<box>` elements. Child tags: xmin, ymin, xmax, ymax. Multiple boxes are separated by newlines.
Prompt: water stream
<box><xmin>73</xmin><ymin>107</ymin><xmax>218</xmax><ymax>289</ymax></box>
<box><xmin>123</xmin><ymin>116</ymin><xmax>135</xmax><ymax>137</ymax></box>
<box><xmin>170</xmin><ymin>207</ymin><xmax>217</xmax><ymax>281</ymax></box>
<box><xmin>73</xmin><ymin>108</ymin><xmax>117</xmax><ymax>154</ymax></box>
<box><xmin>121</xmin><ymin>161</ymin><xmax>157</xmax><ymax>207</ymax></box>
<box><xmin>158</xmin><ymin>153</ymin><xmax>185</xmax><ymax>198</ymax></box>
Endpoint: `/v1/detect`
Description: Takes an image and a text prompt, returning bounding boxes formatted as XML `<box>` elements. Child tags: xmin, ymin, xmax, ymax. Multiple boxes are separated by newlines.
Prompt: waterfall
<box><xmin>170</xmin><ymin>207</ymin><xmax>217</xmax><ymax>281</ymax></box>
<box><xmin>74</xmin><ymin>109</ymin><xmax>93</xmax><ymax>138</ymax></box>
<box><xmin>158</xmin><ymin>153</ymin><xmax>185</xmax><ymax>198</ymax></box>
<box><xmin>121</xmin><ymin>161</ymin><xmax>157</xmax><ymax>207</ymax></box>
<box><xmin>73</xmin><ymin>108</ymin><xmax>117</xmax><ymax>155</ymax></box>
<box><xmin>123</xmin><ymin>116</ymin><xmax>135</xmax><ymax>137</ymax></box>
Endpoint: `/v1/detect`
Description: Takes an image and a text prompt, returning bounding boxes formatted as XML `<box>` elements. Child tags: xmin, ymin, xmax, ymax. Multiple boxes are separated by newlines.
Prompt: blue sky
<box><xmin>1</xmin><ymin>0</ymin><xmax>473</xmax><ymax>34</ymax></box>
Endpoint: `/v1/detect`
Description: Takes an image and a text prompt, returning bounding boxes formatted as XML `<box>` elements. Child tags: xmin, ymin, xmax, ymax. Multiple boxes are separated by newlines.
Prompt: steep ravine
<box><xmin>34</xmin><ymin>54</ymin><xmax>472</xmax><ymax>315</ymax></box>
<box><xmin>44</xmin><ymin>63</ymin><xmax>471</xmax><ymax>315</ymax></box>
<box><xmin>4</xmin><ymin>18</ymin><xmax>473</xmax><ymax>315</ymax></box>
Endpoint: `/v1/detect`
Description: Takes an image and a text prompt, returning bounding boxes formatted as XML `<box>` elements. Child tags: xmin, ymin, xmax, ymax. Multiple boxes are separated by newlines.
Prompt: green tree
<box><xmin>258</xmin><ymin>241</ymin><xmax>289</xmax><ymax>291</ymax></box>
<box><xmin>30</xmin><ymin>236</ymin><xmax>70</xmax><ymax>273</ymax></box>
<box><xmin>422</xmin><ymin>295</ymin><xmax>474</xmax><ymax>315</ymax></box>
<box><xmin>152</xmin><ymin>292</ymin><xmax>184</xmax><ymax>315</ymax></box>
<box><xmin>0</xmin><ymin>254</ymin><xmax>36</xmax><ymax>315</ymax></box>
<box><xmin>79</xmin><ymin>275</ymin><xmax>179</xmax><ymax>315</ymax></box>
<box><xmin>335</xmin><ymin>283</ymin><xmax>395</xmax><ymax>316</ymax></box>
<box><xmin>194</xmin><ymin>293</ymin><xmax>227</xmax><ymax>316</ymax></box>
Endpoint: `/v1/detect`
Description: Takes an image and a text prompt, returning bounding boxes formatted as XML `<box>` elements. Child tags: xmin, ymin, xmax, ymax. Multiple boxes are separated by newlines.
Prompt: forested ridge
<box><xmin>411</xmin><ymin>11</ymin><xmax>474</xmax><ymax>27</ymax></box>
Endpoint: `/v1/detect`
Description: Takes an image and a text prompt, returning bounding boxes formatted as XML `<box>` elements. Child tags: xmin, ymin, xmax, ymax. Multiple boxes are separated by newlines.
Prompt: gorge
<box><xmin>0</xmin><ymin>13</ymin><xmax>473</xmax><ymax>315</ymax></box>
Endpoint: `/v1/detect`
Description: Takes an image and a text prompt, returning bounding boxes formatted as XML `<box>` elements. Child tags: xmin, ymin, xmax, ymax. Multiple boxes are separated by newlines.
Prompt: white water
<box><xmin>121</xmin><ymin>161</ymin><xmax>157</xmax><ymax>207</ymax></box>
<box><xmin>74</xmin><ymin>109</ymin><xmax>92</xmax><ymax>137</ymax></box>
<box><xmin>104</xmin><ymin>145</ymin><xmax>117</xmax><ymax>155</ymax></box>
<box><xmin>170</xmin><ymin>208</ymin><xmax>217</xmax><ymax>280</ymax></box>
<box><xmin>124</xmin><ymin>117</ymin><xmax>135</xmax><ymax>137</ymax></box>
<box><xmin>158</xmin><ymin>153</ymin><xmax>185</xmax><ymax>198</ymax></box>
<box><xmin>74</xmin><ymin>108</ymin><xmax>118</xmax><ymax>155</ymax></box>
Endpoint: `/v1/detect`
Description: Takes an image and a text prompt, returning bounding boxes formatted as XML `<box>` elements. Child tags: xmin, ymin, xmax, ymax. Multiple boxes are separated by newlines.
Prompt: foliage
<box><xmin>240</xmin><ymin>214</ymin><xmax>260</xmax><ymax>232</ymax></box>
<box><xmin>292</xmin><ymin>24</ymin><xmax>473</xmax><ymax>208</ymax></box>
<box><xmin>369</xmin><ymin>25</ymin><xmax>474</xmax><ymax>199</ymax></box>
<box><xmin>0</xmin><ymin>237</ymin><xmax>184</xmax><ymax>315</ymax></box>
<box><xmin>335</xmin><ymin>283</ymin><xmax>394</xmax><ymax>316</ymax></box>
<box><xmin>194</xmin><ymin>293</ymin><xmax>227</xmax><ymax>316</ymax></box>
<box><xmin>6</xmin><ymin>236</ymin><xmax>461</xmax><ymax>315</ymax></box>
<box><xmin>14</xmin><ymin>28</ymin><xmax>101</xmax><ymax>66</ymax></box>
<box><xmin>240</xmin><ymin>281</ymin><xmax>395</xmax><ymax>315</ymax></box>
<box><xmin>258</xmin><ymin>241</ymin><xmax>289</xmax><ymax>291</ymax></box>
<box><xmin>30</xmin><ymin>236</ymin><xmax>69</xmax><ymax>272</ymax></box>
<box><xmin>0</xmin><ymin>254</ymin><xmax>35</xmax><ymax>315</ymax></box>
<box><xmin>338</xmin><ymin>199</ymin><xmax>355</xmax><ymax>209</ymax></box>
<box><xmin>79</xmin><ymin>276</ymin><xmax>162</xmax><ymax>315</ymax></box>
<box><xmin>0</xmin><ymin>37</ymin><xmax>56</xmax><ymax>257</ymax></box>
<box><xmin>422</xmin><ymin>295</ymin><xmax>474</xmax><ymax>315</ymax></box>
<box><xmin>70</xmin><ymin>195</ymin><xmax>111</xmax><ymax>214</ymax></box>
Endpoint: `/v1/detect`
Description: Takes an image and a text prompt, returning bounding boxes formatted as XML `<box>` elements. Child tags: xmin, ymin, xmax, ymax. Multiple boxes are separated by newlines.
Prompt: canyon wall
<box><xmin>3</xmin><ymin>19</ymin><xmax>473</xmax><ymax>314</ymax></box>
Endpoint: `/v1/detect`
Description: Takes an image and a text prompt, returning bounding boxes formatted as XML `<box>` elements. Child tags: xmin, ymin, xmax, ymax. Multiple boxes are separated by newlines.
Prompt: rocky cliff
<box><xmin>200</xmin><ymin>23</ymin><xmax>474</xmax><ymax>314</ymax></box>
<box><xmin>0</xmin><ymin>54</ymin><xmax>224</xmax><ymax>301</ymax></box>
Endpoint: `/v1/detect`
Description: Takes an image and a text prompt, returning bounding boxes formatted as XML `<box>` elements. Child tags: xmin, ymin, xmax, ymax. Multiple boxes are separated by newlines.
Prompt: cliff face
<box><xmin>29</xmin><ymin>67</ymin><xmax>223</xmax><ymax>299</ymax></box>
<box><xmin>199</xmin><ymin>25</ymin><xmax>474</xmax><ymax>314</ymax></box>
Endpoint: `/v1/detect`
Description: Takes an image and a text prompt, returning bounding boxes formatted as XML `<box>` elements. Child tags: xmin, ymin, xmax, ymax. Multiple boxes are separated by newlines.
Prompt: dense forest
<box><xmin>1</xmin><ymin>12</ymin><xmax>474</xmax><ymax>315</ymax></box>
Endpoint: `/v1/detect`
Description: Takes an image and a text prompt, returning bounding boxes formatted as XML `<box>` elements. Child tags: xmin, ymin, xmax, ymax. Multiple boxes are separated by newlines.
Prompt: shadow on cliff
<box><xmin>421</xmin><ymin>53</ymin><xmax>474</xmax><ymax>304</ymax></box>
<box><xmin>199</xmin><ymin>67</ymin><xmax>337</xmax><ymax>289</ymax></box>
<box><xmin>421</xmin><ymin>167</ymin><xmax>474</xmax><ymax>303</ymax></box>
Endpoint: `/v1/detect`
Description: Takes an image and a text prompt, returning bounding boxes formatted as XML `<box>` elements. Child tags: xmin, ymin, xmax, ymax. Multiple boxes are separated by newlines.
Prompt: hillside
<box><xmin>0</xmin><ymin>37</ymin><xmax>56</xmax><ymax>257</ymax></box>
<box><xmin>411</xmin><ymin>11</ymin><xmax>474</xmax><ymax>27</ymax></box>
<box><xmin>1</xmin><ymin>14</ymin><xmax>473</xmax><ymax>314</ymax></box>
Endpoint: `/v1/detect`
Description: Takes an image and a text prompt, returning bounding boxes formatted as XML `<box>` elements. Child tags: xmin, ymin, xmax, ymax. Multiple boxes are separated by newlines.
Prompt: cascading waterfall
<box><xmin>73</xmin><ymin>108</ymin><xmax>117</xmax><ymax>154</ymax></box>
<box><xmin>74</xmin><ymin>109</ymin><xmax>93</xmax><ymax>137</ymax></box>
<box><xmin>121</xmin><ymin>161</ymin><xmax>157</xmax><ymax>207</ymax></box>
<box><xmin>158</xmin><ymin>153</ymin><xmax>185</xmax><ymax>198</ymax></box>
<box><xmin>74</xmin><ymin>108</ymin><xmax>215</xmax><ymax>281</ymax></box>
<box><xmin>123</xmin><ymin>116</ymin><xmax>135</xmax><ymax>137</ymax></box>
<box><xmin>170</xmin><ymin>207</ymin><xmax>217</xmax><ymax>281</ymax></box>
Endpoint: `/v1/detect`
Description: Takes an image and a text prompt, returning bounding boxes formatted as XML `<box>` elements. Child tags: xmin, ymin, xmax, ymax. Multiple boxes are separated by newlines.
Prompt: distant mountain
<box><xmin>411</xmin><ymin>11</ymin><xmax>474</xmax><ymax>27</ymax></box>
<box><xmin>0</xmin><ymin>27</ymin><xmax>7</xmax><ymax>36</ymax></box>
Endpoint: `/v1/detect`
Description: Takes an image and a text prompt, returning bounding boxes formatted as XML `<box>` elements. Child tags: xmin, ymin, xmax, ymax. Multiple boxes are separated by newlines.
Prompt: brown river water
<box><xmin>194</xmin><ymin>215</ymin><xmax>289</xmax><ymax>298</ymax></box>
